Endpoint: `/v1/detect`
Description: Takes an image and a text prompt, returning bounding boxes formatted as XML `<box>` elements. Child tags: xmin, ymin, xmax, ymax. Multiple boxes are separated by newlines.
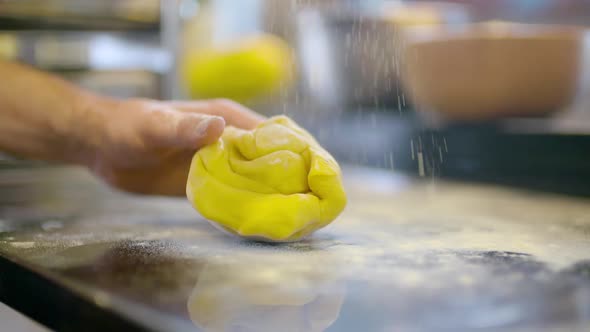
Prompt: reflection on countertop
<box><xmin>0</xmin><ymin>166</ymin><xmax>589</xmax><ymax>331</ymax></box>
<box><xmin>188</xmin><ymin>259</ymin><xmax>345</xmax><ymax>332</ymax></box>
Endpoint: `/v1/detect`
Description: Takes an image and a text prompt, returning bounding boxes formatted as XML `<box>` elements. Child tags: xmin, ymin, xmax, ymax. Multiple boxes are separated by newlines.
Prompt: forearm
<box><xmin>0</xmin><ymin>60</ymin><xmax>264</xmax><ymax>196</ymax></box>
<box><xmin>0</xmin><ymin>60</ymin><xmax>99</xmax><ymax>164</ymax></box>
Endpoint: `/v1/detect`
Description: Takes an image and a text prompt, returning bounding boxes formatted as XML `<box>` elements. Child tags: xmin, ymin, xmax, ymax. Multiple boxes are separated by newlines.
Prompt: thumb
<box><xmin>141</xmin><ymin>110</ymin><xmax>225</xmax><ymax>149</ymax></box>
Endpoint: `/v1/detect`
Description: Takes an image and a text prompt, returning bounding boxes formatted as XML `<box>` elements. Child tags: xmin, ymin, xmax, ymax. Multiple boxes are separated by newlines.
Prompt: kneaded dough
<box><xmin>186</xmin><ymin>115</ymin><xmax>346</xmax><ymax>242</ymax></box>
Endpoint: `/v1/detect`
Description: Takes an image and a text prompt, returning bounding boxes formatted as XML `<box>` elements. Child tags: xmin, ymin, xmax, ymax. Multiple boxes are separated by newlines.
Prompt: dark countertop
<box><xmin>1</xmin><ymin>165</ymin><xmax>590</xmax><ymax>332</ymax></box>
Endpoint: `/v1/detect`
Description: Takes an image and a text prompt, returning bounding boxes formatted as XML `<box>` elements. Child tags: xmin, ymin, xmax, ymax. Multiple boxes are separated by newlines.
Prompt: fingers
<box><xmin>140</xmin><ymin>107</ymin><xmax>225</xmax><ymax>149</ymax></box>
<box><xmin>166</xmin><ymin>99</ymin><xmax>265</xmax><ymax>130</ymax></box>
<box><xmin>95</xmin><ymin>151</ymin><xmax>194</xmax><ymax>196</ymax></box>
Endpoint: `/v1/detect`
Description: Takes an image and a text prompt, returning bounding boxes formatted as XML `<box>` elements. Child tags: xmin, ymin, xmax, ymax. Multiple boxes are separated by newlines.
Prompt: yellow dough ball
<box><xmin>186</xmin><ymin>116</ymin><xmax>346</xmax><ymax>242</ymax></box>
<box><xmin>181</xmin><ymin>34</ymin><xmax>294</xmax><ymax>103</ymax></box>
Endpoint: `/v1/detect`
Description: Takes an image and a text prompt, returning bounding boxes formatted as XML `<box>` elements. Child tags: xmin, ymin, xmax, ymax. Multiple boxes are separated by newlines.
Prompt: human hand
<box><xmin>73</xmin><ymin>97</ymin><xmax>264</xmax><ymax>196</ymax></box>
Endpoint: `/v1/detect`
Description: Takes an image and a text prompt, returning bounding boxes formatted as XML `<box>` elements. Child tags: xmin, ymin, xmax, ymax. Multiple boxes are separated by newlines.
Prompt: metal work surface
<box><xmin>0</xmin><ymin>165</ymin><xmax>589</xmax><ymax>331</ymax></box>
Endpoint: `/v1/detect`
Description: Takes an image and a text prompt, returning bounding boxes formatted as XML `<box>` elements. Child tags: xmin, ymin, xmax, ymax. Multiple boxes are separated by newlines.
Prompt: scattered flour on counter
<box><xmin>10</xmin><ymin>241</ymin><xmax>35</xmax><ymax>249</ymax></box>
<box><xmin>41</xmin><ymin>220</ymin><xmax>64</xmax><ymax>231</ymax></box>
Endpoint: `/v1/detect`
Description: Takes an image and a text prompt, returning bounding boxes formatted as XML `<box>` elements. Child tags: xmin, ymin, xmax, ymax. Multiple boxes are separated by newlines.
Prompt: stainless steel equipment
<box><xmin>0</xmin><ymin>0</ymin><xmax>179</xmax><ymax>100</ymax></box>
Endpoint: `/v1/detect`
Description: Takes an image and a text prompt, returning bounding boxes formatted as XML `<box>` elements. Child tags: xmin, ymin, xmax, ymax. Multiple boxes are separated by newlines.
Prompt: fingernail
<box><xmin>195</xmin><ymin>118</ymin><xmax>214</xmax><ymax>138</ymax></box>
<box><xmin>195</xmin><ymin>116</ymin><xmax>224</xmax><ymax>138</ymax></box>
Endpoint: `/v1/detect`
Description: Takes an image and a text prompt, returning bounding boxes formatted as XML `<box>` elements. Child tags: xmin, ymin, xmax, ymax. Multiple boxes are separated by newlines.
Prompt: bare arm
<box><xmin>0</xmin><ymin>60</ymin><xmax>95</xmax><ymax>163</ymax></box>
<box><xmin>0</xmin><ymin>60</ymin><xmax>264</xmax><ymax>195</ymax></box>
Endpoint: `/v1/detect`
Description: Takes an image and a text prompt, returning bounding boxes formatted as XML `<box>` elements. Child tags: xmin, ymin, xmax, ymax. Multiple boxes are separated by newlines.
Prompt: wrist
<box><xmin>60</xmin><ymin>91</ymin><xmax>114</xmax><ymax>167</ymax></box>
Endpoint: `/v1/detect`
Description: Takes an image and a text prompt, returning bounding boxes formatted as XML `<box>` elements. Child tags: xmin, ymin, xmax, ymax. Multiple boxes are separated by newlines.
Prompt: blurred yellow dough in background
<box><xmin>186</xmin><ymin>116</ymin><xmax>347</xmax><ymax>242</ymax></box>
<box><xmin>181</xmin><ymin>34</ymin><xmax>294</xmax><ymax>104</ymax></box>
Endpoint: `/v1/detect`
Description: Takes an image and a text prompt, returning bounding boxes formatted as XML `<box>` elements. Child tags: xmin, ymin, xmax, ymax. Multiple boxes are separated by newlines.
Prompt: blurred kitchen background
<box><xmin>1</xmin><ymin>0</ymin><xmax>590</xmax><ymax>195</ymax></box>
<box><xmin>1</xmin><ymin>2</ymin><xmax>590</xmax><ymax>331</ymax></box>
